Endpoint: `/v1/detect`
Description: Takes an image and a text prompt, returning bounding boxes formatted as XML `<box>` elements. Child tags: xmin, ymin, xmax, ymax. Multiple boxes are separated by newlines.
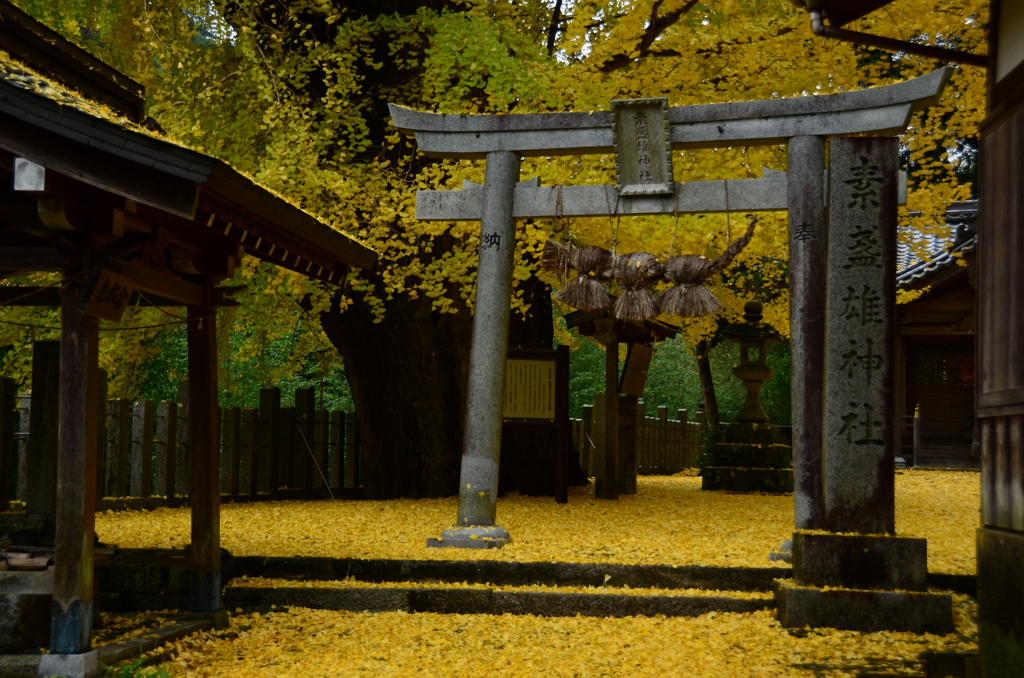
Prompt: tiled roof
<box><xmin>896</xmin><ymin>200</ymin><xmax>976</xmax><ymax>288</ymax></box>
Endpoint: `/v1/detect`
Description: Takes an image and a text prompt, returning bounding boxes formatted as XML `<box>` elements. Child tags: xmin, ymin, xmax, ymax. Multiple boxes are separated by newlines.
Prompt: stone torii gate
<box><xmin>389</xmin><ymin>68</ymin><xmax>949</xmax><ymax>550</ymax></box>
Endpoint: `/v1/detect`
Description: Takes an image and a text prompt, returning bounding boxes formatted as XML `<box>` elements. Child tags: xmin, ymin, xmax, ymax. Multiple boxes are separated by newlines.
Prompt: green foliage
<box><xmin>102</xmin><ymin>656</ymin><xmax>170</xmax><ymax>678</ymax></box>
<box><xmin>568</xmin><ymin>332</ymin><xmax>791</xmax><ymax>427</ymax></box>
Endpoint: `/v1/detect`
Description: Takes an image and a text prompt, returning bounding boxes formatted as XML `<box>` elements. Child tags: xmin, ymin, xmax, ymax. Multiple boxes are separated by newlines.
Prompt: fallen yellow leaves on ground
<box><xmin>160</xmin><ymin>596</ymin><xmax>977</xmax><ymax>678</ymax></box>
<box><xmin>95</xmin><ymin>470</ymin><xmax>978</xmax><ymax>573</ymax></box>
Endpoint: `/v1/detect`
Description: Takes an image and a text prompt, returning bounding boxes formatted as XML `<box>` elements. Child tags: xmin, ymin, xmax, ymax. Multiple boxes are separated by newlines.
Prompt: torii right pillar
<box><xmin>777</xmin><ymin>137</ymin><xmax>953</xmax><ymax>634</ymax></box>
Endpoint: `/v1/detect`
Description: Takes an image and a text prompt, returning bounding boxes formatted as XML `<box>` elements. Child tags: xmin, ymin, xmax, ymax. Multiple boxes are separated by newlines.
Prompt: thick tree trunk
<box><xmin>320</xmin><ymin>290</ymin><xmax>472</xmax><ymax>499</ymax></box>
<box><xmin>696</xmin><ymin>339</ymin><xmax>720</xmax><ymax>431</ymax></box>
<box><xmin>320</xmin><ymin>272</ymin><xmax>563</xmax><ymax>499</ymax></box>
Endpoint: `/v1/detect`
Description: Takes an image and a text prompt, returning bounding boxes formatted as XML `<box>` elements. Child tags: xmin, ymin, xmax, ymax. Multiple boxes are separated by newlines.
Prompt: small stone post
<box><xmin>431</xmin><ymin>150</ymin><xmax>520</xmax><ymax>548</ymax></box>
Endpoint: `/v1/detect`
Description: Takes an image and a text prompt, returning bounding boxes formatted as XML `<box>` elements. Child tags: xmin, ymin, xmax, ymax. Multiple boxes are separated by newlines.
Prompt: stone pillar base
<box><xmin>701</xmin><ymin>467</ymin><xmax>793</xmax><ymax>493</ymax></box>
<box><xmin>426</xmin><ymin>525</ymin><xmax>511</xmax><ymax>549</ymax></box>
<box><xmin>774</xmin><ymin>579</ymin><xmax>953</xmax><ymax>634</ymax></box>
<box><xmin>793</xmin><ymin>531</ymin><xmax>927</xmax><ymax>590</ymax></box>
<box><xmin>977</xmin><ymin>526</ymin><xmax>1024</xmax><ymax>676</ymax></box>
<box><xmin>37</xmin><ymin>649</ymin><xmax>102</xmax><ymax>678</ymax></box>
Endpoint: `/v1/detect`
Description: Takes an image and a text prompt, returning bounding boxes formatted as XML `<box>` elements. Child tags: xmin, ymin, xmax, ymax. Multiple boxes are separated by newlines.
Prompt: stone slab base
<box><xmin>37</xmin><ymin>649</ymin><xmax>102</xmax><ymax>678</ymax></box>
<box><xmin>427</xmin><ymin>525</ymin><xmax>510</xmax><ymax>549</ymax></box>
<box><xmin>977</xmin><ymin>526</ymin><xmax>1024</xmax><ymax>677</ymax></box>
<box><xmin>774</xmin><ymin>579</ymin><xmax>953</xmax><ymax>634</ymax></box>
<box><xmin>225</xmin><ymin>585</ymin><xmax>772</xmax><ymax>618</ymax></box>
<box><xmin>793</xmin><ymin>531</ymin><xmax>928</xmax><ymax>591</ymax></box>
<box><xmin>712</xmin><ymin>443</ymin><xmax>792</xmax><ymax>468</ymax></box>
<box><xmin>0</xmin><ymin>514</ymin><xmax>56</xmax><ymax>547</ymax></box>
<box><xmin>701</xmin><ymin>467</ymin><xmax>793</xmax><ymax>493</ymax></box>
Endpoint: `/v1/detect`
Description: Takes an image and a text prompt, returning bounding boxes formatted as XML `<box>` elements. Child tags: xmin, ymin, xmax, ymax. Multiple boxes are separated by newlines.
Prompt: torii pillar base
<box><xmin>426</xmin><ymin>525</ymin><xmax>511</xmax><ymax>550</ymax></box>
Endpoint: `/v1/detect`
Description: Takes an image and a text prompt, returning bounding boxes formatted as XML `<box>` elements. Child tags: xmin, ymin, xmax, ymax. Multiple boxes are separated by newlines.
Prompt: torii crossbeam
<box><xmin>389</xmin><ymin>68</ymin><xmax>950</xmax><ymax>549</ymax></box>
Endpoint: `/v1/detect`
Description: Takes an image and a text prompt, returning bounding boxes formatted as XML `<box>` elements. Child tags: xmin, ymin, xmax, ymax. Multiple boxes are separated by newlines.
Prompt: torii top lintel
<box><xmin>389</xmin><ymin>68</ymin><xmax>950</xmax><ymax>160</ymax></box>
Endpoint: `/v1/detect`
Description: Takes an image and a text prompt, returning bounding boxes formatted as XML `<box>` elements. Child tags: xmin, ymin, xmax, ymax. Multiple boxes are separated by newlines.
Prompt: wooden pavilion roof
<box><xmin>0</xmin><ymin>9</ymin><xmax>376</xmax><ymax>293</ymax></box>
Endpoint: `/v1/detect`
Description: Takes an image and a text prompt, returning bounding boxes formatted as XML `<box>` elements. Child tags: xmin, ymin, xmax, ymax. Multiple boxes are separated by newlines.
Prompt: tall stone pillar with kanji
<box><xmin>776</xmin><ymin>137</ymin><xmax>953</xmax><ymax>634</ymax></box>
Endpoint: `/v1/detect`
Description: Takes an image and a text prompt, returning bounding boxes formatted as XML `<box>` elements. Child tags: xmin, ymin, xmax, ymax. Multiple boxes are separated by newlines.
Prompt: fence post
<box><xmin>313</xmin><ymin>409</ymin><xmax>328</xmax><ymax>491</ymax></box>
<box><xmin>259</xmin><ymin>387</ymin><xmax>282</xmax><ymax>496</ymax></box>
<box><xmin>155</xmin><ymin>401</ymin><xmax>177</xmax><ymax>500</ymax></box>
<box><xmin>635</xmin><ymin>401</ymin><xmax>647</xmax><ymax>474</ymax></box>
<box><xmin>913</xmin><ymin>403</ymin><xmax>921</xmax><ymax>468</ymax></box>
<box><xmin>280</xmin><ymin>406</ymin><xmax>296</xmax><ymax>490</ymax></box>
<box><xmin>240</xmin><ymin>408</ymin><xmax>256</xmax><ymax>497</ymax></box>
<box><xmin>295</xmin><ymin>387</ymin><xmax>316</xmax><ymax>492</ymax></box>
<box><xmin>130</xmin><ymin>399</ymin><xmax>154</xmax><ymax>497</ymax></box>
<box><xmin>329</xmin><ymin>411</ymin><xmax>342</xmax><ymax>490</ymax></box>
<box><xmin>343</xmin><ymin>411</ymin><xmax>359</xmax><ymax>489</ymax></box>
<box><xmin>105</xmin><ymin>399</ymin><xmax>131</xmax><ymax>498</ymax></box>
<box><xmin>580</xmin><ymin>405</ymin><xmax>593</xmax><ymax>477</ymax></box>
<box><xmin>656</xmin><ymin>406</ymin><xmax>667</xmax><ymax>475</ymax></box>
<box><xmin>175</xmin><ymin>380</ymin><xmax>190</xmax><ymax>499</ymax></box>
<box><xmin>15</xmin><ymin>393</ymin><xmax>30</xmax><ymax>502</ymax></box>
<box><xmin>221</xmin><ymin>406</ymin><xmax>241</xmax><ymax>497</ymax></box>
<box><xmin>95</xmin><ymin>369</ymin><xmax>108</xmax><ymax>499</ymax></box>
<box><xmin>0</xmin><ymin>377</ymin><xmax>15</xmax><ymax>510</ymax></box>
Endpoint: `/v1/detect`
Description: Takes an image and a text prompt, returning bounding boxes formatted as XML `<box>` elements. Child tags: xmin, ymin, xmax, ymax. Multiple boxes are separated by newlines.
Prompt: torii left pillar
<box><xmin>429</xmin><ymin>151</ymin><xmax>520</xmax><ymax>548</ymax></box>
<box><xmin>45</xmin><ymin>277</ymin><xmax>101</xmax><ymax>675</ymax></box>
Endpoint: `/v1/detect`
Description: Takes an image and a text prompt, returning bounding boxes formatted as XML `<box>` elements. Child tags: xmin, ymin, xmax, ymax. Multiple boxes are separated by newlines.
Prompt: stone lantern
<box><xmin>701</xmin><ymin>301</ymin><xmax>794</xmax><ymax>493</ymax></box>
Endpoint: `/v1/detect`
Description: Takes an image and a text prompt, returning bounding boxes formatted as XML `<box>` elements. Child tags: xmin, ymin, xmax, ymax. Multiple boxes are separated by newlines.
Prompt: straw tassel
<box><xmin>613</xmin><ymin>252</ymin><xmax>664</xmax><ymax>322</ymax></box>
<box><xmin>555</xmin><ymin>245</ymin><xmax>614</xmax><ymax>311</ymax></box>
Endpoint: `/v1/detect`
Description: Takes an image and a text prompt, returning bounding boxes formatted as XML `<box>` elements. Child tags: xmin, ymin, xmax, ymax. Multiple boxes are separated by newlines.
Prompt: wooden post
<box><xmin>26</xmin><ymin>340</ymin><xmax>60</xmax><ymax>515</ymax></box>
<box><xmin>618</xmin><ymin>394</ymin><xmax>638</xmax><ymax>494</ymax></box>
<box><xmin>240</xmin><ymin>408</ymin><xmax>257</xmax><ymax>497</ymax></box>
<box><xmin>187</xmin><ymin>304</ymin><xmax>220</xmax><ymax>613</ymax></box>
<box><xmin>0</xmin><ymin>377</ymin><xmax>15</xmax><ymax>510</ymax></box>
<box><xmin>313</xmin><ymin>409</ymin><xmax>328</xmax><ymax>491</ymax></box>
<box><xmin>555</xmin><ymin>344</ymin><xmax>570</xmax><ymax>504</ymax></box>
<box><xmin>15</xmin><ymin>392</ymin><xmax>30</xmax><ymax>502</ymax></box>
<box><xmin>329</xmin><ymin>411</ymin><xmax>343</xmax><ymax>490</ymax></box>
<box><xmin>105</xmin><ymin>400</ymin><xmax>130</xmax><ymax>498</ymax></box>
<box><xmin>580</xmin><ymin>405</ymin><xmax>593</xmax><ymax>477</ymax></box>
<box><xmin>788</xmin><ymin>135</ymin><xmax>827</xmax><ymax>531</ymax></box>
<box><xmin>295</xmin><ymin>386</ymin><xmax>316</xmax><ymax>491</ymax></box>
<box><xmin>600</xmin><ymin>339</ymin><xmax>619</xmax><ymax>499</ymax></box>
<box><xmin>913</xmin><ymin>404</ymin><xmax>921</xmax><ymax>468</ymax></box>
<box><xmin>155</xmin><ymin>401</ymin><xmax>177</xmax><ymax>500</ymax></box>
<box><xmin>130</xmin><ymin>400</ymin><xmax>154</xmax><ymax>497</ymax></box>
<box><xmin>94</xmin><ymin>370</ymin><xmax>107</xmax><ymax>499</ymax></box>
<box><xmin>50</xmin><ymin>278</ymin><xmax>99</xmax><ymax>654</ymax></box>
<box><xmin>175</xmin><ymin>380</ymin><xmax>190</xmax><ymax>499</ymax></box>
<box><xmin>281</xmin><ymin>407</ymin><xmax>296</xmax><ymax>489</ymax></box>
<box><xmin>221</xmin><ymin>406</ymin><xmax>241</xmax><ymax>497</ymax></box>
<box><xmin>259</xmin><ymin>388</ymin><xmax>282</xmax><ymax>496</ymax></box>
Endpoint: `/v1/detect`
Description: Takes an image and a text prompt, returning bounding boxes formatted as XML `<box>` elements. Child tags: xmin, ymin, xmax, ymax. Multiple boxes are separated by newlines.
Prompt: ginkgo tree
<box><xmin>2</xmin><ymin>0</ymin><xmax>986</xmax><ymax>497</ymax></box>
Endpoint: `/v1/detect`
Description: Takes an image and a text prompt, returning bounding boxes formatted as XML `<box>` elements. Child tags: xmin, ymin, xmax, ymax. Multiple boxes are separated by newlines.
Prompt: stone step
<box><xmin>701</xmin><ymin>467</ymin><xmax>794</xmax><ymax>493</ymax></box>
<box><xmin>223</xmin><ymin>580</ymin><xmax>774</xmax><ymax>619</ymax></box>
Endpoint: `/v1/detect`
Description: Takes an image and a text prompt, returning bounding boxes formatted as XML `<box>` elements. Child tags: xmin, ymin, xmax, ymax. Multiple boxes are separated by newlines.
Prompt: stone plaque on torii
<box><xmin>388</xmin><ymin>68</ymin><xmax>949</xmax><ymax>550</ymax></box>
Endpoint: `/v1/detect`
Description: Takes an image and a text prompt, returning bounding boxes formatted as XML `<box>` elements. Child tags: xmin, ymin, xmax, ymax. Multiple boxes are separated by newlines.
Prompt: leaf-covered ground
<box><xmin>152</xmin><ymin>597</ymin><xmax>977</xmax><ymax>677</ymax></box>
<box><xmin>95</xmin><ymin>470</ymin><xmax>979</xmax><ymax>573</ymax></box>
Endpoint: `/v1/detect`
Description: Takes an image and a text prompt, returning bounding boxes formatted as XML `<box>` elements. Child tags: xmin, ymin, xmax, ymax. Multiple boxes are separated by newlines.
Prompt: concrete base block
<box><xmin>712</xmin><ymin>444</ymin><xmax>792</xmax><ymax>468</ymax></box>
<box><xmin>701</xmin><ymin>467</ymin><xmax>793</xmax><ymax>493</ymax></box>
<box><xmin>36</xmin><ymin>650</ymin><xmax>101</xmax><ymax>678</ymax></box>
<box><xmin>426</xmin><ymin>525</ymin><xmax>510</xmax><ymax>549</ymax></box>
<box><xmin>977</xmin><ymin>526</ymin><xmax>1024</xmax><ymax>677</ymax></box>
<box><xmin>0</xmin><ymin>514</ymin><xmax>56</xmax><ymax>547</ymax></box>
<box><xmin>774</xmin><ymin>579</ymin><xmax>953</xmax><ymax>634</ymax></box>
<box><xmin>793</xmin><ymin>531</ymin><xmax>928</xmax><ymax>591</ymax></box>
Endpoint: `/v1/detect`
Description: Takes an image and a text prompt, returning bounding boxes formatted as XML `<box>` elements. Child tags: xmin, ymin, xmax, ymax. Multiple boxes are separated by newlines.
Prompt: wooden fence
<box><xmin>572</xmin><ymin>401</ymin><xmax>705</xmax><ymax>477</ymax></box>
<box><xmin>0</xmin><ymin>375</ymin><xmax>362</xmax><ymax>509</ymax></box>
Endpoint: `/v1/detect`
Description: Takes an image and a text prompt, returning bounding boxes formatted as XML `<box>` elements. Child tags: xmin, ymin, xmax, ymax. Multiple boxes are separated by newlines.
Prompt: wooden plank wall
<box><xmin>978</xmin><ymin>102</ymin><xmax>1024</xmax><ymax>532</ymax></box>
